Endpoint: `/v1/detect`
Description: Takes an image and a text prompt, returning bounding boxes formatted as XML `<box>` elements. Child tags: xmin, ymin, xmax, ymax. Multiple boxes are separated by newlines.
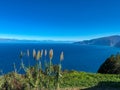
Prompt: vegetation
<box><xmin>1</xmin><ymin>71</ymin><xmax>120</xmax><ymax>90</ymax></box>
<box><xmin>0</xmin><ymin>49</ymin><xmax>120</xmax><ymax>90</ymax></box>
<box><xmin>98</xmin><ymin>53</ymin><xmax>120</xmax><ymax>74</ymax></box>
<box><xmin>0</xmin><ymin>49</ymin><xmax>64</xmax><ymax>90</ymax></box>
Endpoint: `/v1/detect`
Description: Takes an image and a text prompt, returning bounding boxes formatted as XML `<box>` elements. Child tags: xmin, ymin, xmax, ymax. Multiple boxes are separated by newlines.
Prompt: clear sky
<box><xmin>0</xmin><ymin>0</ymin><xmax>120</xmax><ymax>41</ymax></box>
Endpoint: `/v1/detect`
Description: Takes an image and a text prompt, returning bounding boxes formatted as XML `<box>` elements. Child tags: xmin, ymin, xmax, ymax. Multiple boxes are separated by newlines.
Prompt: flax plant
<box><xmin>17</xmin><ymin>48</ymin><xmax>64</xmax><ymax>90</ymax></box>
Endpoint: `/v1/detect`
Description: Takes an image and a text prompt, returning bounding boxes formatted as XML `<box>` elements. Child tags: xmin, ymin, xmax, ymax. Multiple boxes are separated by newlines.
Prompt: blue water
<box><xmin>0</xmin><ymin>43</ymin><xmax>120</xmax><ymax>74</ymax></box>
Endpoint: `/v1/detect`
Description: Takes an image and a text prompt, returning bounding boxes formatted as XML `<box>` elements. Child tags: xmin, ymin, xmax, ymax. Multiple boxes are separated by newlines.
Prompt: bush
<box><xmin>98</xmin><ymin>53</ymin><xmax>120</xmax><ymax>74</ymax></box>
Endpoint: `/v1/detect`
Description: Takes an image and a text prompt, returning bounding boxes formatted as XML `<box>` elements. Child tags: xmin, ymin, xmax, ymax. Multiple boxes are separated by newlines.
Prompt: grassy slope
<box><xmin>1</xmin><ymin>71</ymin><xmax>120</xmax><ymax>89</ymax></box>
<box><xmin>61</xmin><ymin>71</ymin><xmax>120</xmax><ymax>88</ymax></box>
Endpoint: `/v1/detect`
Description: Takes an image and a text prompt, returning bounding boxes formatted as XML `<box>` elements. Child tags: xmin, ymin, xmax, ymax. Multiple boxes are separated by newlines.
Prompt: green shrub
<box><xmin>98</xmin><ymin>53</ymin><xmax>120</xmax><ymax>74</ymax></box>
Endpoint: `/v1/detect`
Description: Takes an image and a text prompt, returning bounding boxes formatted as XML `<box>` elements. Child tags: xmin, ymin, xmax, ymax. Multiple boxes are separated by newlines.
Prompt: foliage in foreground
<box><xmin>1</xmin><ymin>71</ymin><xmax>120</xmax><ymax>90</ymax></box>
<box><xmin>0</xmin><ymin>49</ymin><xmax>64</xmax><ymax>90</ymax></box>
<box><xmin>61</xmin><ymin>71</ymin><xmax>120</xmax><ymax>88</ymax></box>
<box><xmin>98</xmin><ymin>53</ymin><xmax>120</xmax><ymax>74</ymax></box>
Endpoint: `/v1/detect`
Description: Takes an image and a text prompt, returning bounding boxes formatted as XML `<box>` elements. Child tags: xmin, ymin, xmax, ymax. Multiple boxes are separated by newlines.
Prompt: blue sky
<box><xmin>0</xmin><ymin>0</ymin><xmax>120</xmax><ymax>41</ymax></box>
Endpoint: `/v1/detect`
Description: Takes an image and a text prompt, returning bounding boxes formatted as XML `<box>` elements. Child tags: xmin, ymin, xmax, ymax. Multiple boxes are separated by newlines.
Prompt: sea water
<box><xmin>0</xmin><ymin>43</ymin><xmax>119</xmax><ymax>74</ymax></box>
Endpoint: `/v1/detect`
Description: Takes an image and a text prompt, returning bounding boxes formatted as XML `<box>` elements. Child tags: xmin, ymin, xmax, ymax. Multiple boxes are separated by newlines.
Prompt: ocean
<box><xmin>0</xmin><ymin>43</ymin><xmax>120</xmax><ymax>74</ymax></box>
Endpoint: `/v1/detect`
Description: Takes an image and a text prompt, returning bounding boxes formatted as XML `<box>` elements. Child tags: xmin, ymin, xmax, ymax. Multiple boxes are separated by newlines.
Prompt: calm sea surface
<box><xmin>0</xmin><ymin>43</ymin><xmax>120</xmax><ymax>74</ymax></box>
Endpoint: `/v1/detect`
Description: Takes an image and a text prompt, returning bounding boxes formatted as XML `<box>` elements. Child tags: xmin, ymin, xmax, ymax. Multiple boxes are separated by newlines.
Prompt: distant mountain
<box><xmin>75</xmin><ymin>35</ymin><xmax>120</xmax><ymax>47</ymax></box>
<box><xmin>0</xmin><ymin>38</ymin><xmax>37</xmax><ymax>43</ymax></box>
<box><xmin>0</xmin><ymin>38</ymin><xmax>18</xmax><ymax>43</ymax></box>
<box><xmin>115</xmin><ymin>41</ymin><xmax>120</xmax><ymax>47</ymax></box>
<box><xmin>0</xmin><ymin>38</ymin><xmax>73</xmax><ymax>43</ymax></box>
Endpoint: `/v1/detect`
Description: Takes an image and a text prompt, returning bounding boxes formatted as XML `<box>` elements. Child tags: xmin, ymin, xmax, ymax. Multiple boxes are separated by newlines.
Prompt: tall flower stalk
<box><xmin>36</xmin><ymin>50</ymin><xmax>42</xmax><ymax>70</ymax></box>
<box><xmin>33</xmin><ymin>49</ymin><xmax>36</xmax><ymax>59</ymax></box>
<box><xmin>44</xmin><ymin>49</ymin><xmax>48</xmax><ymax>74</ymax></box>
<box><xmin>49</xmin><ymin>49</ymin><xmax>53</xmax><ymax>75</ymax></box>
<box><xmin>20</xmin><ymin>51</ymin><xmax>26</xmax><ymax>72</ymax></box>
<box><xmin>60</xmin><ymin>51</ymin><xmax>64</xmax><ymax>64</ymax></box>
<box><xmin>27</xmin><ymin>49</ymin><xmax>30</xmax><ymax>67</ymax></box>
<box><xmin>56</xmin><ymin>51</ymin><xmax>64</xmax><ymax>90</ymax></box>
<box><xmin>18</xmin><ymin>48</ymin><xmax>64</xmax><ymax>89</ymax></box>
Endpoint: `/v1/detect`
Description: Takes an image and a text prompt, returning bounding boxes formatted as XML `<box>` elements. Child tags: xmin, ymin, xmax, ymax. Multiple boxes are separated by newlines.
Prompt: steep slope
<box><xmin>75</xmin><ymin>35</ymin><xmax>120</xmax><ymax>47</ymax></box>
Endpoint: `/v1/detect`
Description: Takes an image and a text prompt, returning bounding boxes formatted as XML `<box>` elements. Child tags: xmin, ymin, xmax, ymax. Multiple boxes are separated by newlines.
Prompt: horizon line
<box><xmin>0</xmin><ymin>34</ymin><xmax>119</xmax><ymax>42</ymax></box>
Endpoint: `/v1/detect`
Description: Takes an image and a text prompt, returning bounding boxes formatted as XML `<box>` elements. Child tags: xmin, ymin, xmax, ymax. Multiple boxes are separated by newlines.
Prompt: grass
<box><xmin>61</xmin><ymin>71</ymin><xmax>120</xmax><ymax>88</ymax></box>
<box><xmin>1</xmin><ymin>71</ymin><xmax>120</xmax><ymax>90</ymax></box>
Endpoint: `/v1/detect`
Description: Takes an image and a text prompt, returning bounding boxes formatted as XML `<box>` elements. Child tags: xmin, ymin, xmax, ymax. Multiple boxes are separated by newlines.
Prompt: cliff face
<box><xmin>75</xmin><ymin>35</ymin><xmax>120</xmax><ymax>47</ymax></box>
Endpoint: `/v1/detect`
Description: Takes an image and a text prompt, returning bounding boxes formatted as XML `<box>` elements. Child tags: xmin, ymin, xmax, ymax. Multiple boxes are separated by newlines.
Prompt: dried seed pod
<box><xmin>60</xmin><ymin>51</ymin><xmax>64</xmax><ymax>61</ymax></box>
<box><xmin>33</xmin><ymin>49</ymin><xmax>36</xmax><ymax>59</ymax></box>
<box><xmin>41</xmin><ymin>49</ymin><xmax>43</xmax><ymax>57</ymax></box>
<box><xmin>49</xmin><ymin>49</ymin><xmax>53</xmax><ymax>60</ymax></box>
<box><xmin>36</xmin><ymin>50</ymin><xmax>41</xmax><ymax>60</ymax></box>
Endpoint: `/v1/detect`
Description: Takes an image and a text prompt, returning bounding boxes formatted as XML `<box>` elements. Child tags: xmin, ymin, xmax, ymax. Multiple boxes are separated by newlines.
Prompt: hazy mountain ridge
<box><xmin>75</xmin><ymin>35</ymin><xmax>120</xmax><ymax>47</ymax></box>
<box><xmin>0</xmin><ymin>38</ymin><xmax>72</xmax><ymax>43</ymax></box>
<box><xmin>0</xmin><ymin>38</ymin><xmax>37</xmax><ymax>43</ymax></box>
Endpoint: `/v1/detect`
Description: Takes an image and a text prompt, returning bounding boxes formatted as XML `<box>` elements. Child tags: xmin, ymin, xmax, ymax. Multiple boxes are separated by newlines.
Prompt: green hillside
<box><xmin>1</xmin><ymin>71</ymin><xmax>120</xmax><ymax>90</ymax></box>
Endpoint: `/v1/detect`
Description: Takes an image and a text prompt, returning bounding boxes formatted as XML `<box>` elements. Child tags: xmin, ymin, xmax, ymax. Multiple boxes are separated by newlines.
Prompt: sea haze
<box><xmin>0</xmin><ymin>43</ymin><xmax>120</xmax><ymax>74</ymax></box>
